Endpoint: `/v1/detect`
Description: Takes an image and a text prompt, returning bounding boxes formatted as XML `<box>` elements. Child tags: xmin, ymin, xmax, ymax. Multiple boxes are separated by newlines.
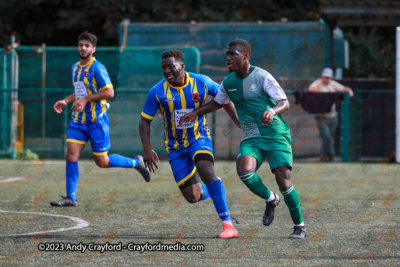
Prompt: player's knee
<box><xmin>184</xmin><ymin>194</ymin><xmax>200</xmax><ymax>204</ymax></box>
<box><xmin>275</xmin><ymin>175</ymin><xmax>291</xmax><ymax>190</ymax></box>
<box><xmin>236</xmin><ymin>156</ymin><xmax>257</xmax><ymax>175</ymax></box>
<box><xmin>66</xmin><ymin>150</ymin><xmax>78</xmax><ymax>161</ymax></box>
<box><xmin>237</xmin><ymin>165</ymin><xmax>255</xmax><ymax>175</ymax></box>
<box><xmin>95</xmin><ymin>159</ymin><xmax>109</xmax><ymax>168</ymax></box>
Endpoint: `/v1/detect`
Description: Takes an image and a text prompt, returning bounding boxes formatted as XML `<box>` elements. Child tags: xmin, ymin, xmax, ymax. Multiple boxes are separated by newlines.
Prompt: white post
<box><xmin>396</xmin><ymin>27</ymin><xmax>400</xmax><ymax>163</ymax></box>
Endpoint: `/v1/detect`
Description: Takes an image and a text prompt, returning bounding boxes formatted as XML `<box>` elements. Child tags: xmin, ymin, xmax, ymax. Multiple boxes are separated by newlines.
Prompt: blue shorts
<box><xmin>168</xmin><ymin>138</ymin><xmax>214</xmax><ymax>186</ymax></box>
<box><xmin>66</xmin><ymin>113</ymin><xmax>110</xmax><ymax>155</ymax></box>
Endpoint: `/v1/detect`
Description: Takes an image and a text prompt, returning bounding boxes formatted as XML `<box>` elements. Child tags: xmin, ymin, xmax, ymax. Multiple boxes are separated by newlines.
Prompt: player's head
<box><xmin>77</xmin><ymin>31</ymin><xmax>97</xmax><ymax>60</ymax></box>
<box><xmin>161</xmin><ymin>50</ymin><xmax>186</xmax><ymax>86</ymax></box>
<box><xmin>321</xmin><ymin>68</ymin><xmax>333</xmax><ymax>85</ymax></box>
<box><xmin>226</xmin><ymin>39</ymin><xmax>251</xmax><ymax>73</ymax></box>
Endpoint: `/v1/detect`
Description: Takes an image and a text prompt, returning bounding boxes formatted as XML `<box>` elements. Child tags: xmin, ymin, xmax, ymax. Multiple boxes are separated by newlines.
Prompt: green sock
<box><xmin>238</xmin><ymin>171</ymin><xmax>271</xmax><ymax>200</ymax></box>
<box><xmin>280</xmin><ymin>185</ymin><xmax>303</xmax><ymax>225</ymax></box>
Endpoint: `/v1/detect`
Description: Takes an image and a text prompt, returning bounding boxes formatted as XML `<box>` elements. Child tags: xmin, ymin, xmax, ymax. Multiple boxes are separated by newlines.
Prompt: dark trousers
<box><xmin>315</xmin><ymin>115</ymin><xmax>338</xmax><ymax>162</ymax></box>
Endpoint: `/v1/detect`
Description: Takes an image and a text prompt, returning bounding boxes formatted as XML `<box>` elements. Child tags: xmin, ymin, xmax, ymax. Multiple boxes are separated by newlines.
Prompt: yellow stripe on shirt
<box><xmin>165</xmin><ymin>82</ymin><xmax>179</xmax><ymax>150</ymax></box>
<box><xmin>72</xmin><ymin>64</ymin><xmax>79</xmax><ymax>86</ymax></box>
<box><xmin>141</xmin><ymin>111</ymin><xmax>155</xmax><ymax>120</ymax></box>
<box><xmin>179</xmin><ymin>86</ymin><xmax>189</xmax><ymax>148</ymax></box>
<box><xmin>100</xmin><ymin>84</ymin><xmax>113</xmax><ymax>91</ymax></box>
<box><xmin>156</xmin><ymin>94</ymin><xmax>169</xmax><ymax>152</ymax></box>
<box><xmin>202</xmin><ymin>83</ymin><xmax>210</xmax><ymax>138</ymax></box>
<box><xmin>74</xmin><ymin>65</ymin><xmax>84</xmax><ymax>123</ymax></box>
<box><xmin>72</xmin><ymin>63</ymin><xmax>79</xmax><ymax>123</ymax></box>
<box><xmin>193</xmin><ymin>79</ymin><xmax>201</xmax><ymax>139</ymax></box>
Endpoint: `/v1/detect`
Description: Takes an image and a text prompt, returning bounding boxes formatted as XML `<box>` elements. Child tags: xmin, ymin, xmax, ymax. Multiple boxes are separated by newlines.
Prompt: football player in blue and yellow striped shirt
<box><xmin>50</xmin><ymin>32</ymin><xmax>150</xmax><ymax>207</ymax></box>
<box><xmin>140</xmin><ymin>50</ymin><xmax>241</xmax><ymax>238</ymax></box>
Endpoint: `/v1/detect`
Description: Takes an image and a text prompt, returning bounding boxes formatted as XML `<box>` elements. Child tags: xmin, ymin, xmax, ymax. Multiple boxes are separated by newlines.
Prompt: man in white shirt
<box><xmin>309</xmin><ymin>68</ymin><xmax>353</xmax><ymax>162</ymax></box>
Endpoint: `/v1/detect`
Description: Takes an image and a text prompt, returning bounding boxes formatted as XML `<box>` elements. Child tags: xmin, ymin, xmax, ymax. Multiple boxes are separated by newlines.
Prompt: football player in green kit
<box><xmin>179</xmin><ymin>39</ymin><xmax>306</xmax><ymax>238</ymax></box>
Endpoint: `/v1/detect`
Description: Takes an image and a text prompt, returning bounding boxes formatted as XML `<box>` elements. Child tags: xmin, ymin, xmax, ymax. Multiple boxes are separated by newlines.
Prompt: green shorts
<box><xmin>237</xmin><ymin>136</ymin><xmax>293</xmax><ymax>173</ymax></box>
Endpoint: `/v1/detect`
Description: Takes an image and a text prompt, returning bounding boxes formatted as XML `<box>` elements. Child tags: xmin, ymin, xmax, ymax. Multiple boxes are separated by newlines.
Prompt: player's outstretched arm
<box><xmin>54</xmin><ymin>93</ymin><xmax>76</xmax><ymax>113</ymax></box>
<box><xmin>222</xmin><ymin>101</ymin><xmax>241</xmax><ymax>129</ymax></box>
<box><xmin>261</xmin><ymin>99</ymin><xmax>290</xmax><ymax>125</ymax></box>
<box><xmin>179</xmin><ymin>100</ymin><xmax>222</xmax><ymax>127</ymax></box>
<box><xmin>139</xmin><ymin>116</ymin><xmax>159</xmax><ymax>173</ymax></box>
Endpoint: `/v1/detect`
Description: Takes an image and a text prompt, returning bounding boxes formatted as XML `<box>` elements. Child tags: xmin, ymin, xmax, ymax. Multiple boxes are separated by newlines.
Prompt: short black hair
<box><xmin>228</xmin><ymin>39</ymin><xmax>251</xmax><ymax>55</ymax></box>
<box><xmin>161</xmin><ymin>49</ymin><xmax>185</xmax><ymax>63</ymax></box>
<box><xmin>78</xmin><ymin>31</ymin><xmax>97</xmax><ymax>47</ymax></box>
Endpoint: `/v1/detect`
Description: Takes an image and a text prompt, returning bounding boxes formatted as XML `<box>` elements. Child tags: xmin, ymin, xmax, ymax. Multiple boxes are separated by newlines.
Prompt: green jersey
<box><xmin>214</xmin><ymin>66</ymin><xmax>291</xmax><ymax>142</ymax></box>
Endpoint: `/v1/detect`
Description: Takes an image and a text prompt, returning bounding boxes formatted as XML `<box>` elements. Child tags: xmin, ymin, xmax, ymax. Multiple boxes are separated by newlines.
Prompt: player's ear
<box><xmin>181</xmin><ymin>63</ymin><xmax>185</xmax><ymax>70</ymax></box>
<box><xmin>243</xmin><ymin>52</ymin><xmax>250</xmax><ymax>61</ymax></box>
<box><xmin>92</xmin><ymin>46</ymin><xmax>96</xmax><ymax>54</ymax></box>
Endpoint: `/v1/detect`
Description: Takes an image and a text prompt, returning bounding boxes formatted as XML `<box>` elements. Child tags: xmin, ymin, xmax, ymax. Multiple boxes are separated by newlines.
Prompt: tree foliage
<box><xmin>344</xmin><ymin>27</ymin><xmax>395</xmax><ymax>79</ymax></box>
<box><xmin>0</xmin><ymin>0</ymin><xmax>395</xmax><ymax>78</ymax></box>
<box><xmin>0</xmin><ymin>0</ymin><xmax>319</xmax><ymax>46</ymax></box>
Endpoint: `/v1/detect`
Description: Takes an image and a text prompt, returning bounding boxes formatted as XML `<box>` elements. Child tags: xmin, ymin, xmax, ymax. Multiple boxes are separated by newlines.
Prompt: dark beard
<box><xmin>79</xmin><ymin>53</ymin><xmax>90</xmax><ymax>60</ymax></box>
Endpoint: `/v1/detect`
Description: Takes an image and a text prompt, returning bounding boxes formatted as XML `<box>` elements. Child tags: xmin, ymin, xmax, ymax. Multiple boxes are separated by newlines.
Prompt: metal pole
<box><xmin>396</xmin><ymin>27</ymin><xmax>400</xmax><ymax>163</ymax></box>
<box><xmin>1</xmin><ymin>52</ymin><xmax>7</xmax><ymax>150</ymax></box>
<box><xmin>41</xmin><ymin>43</ymin><xmax>46</xmax><ymax>138</ymax></box>
<box><xmin>10</xmin><ymin>35</ymin><xmax>18</xmax><ymax>158</ymax></box>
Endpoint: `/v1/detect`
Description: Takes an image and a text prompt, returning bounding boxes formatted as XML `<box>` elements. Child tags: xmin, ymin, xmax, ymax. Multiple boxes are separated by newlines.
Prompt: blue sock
<box><xmin>206</xmin><ymin>179</ymin><xmax>230</xmax><ymax>221</ymax></box>
<box><xmin>66</xmin><ymin>161</ymin><xmax>79</xmax><ymax>201</ymax></box>
<box><xmin>108</xmin><ymin>154</ymin><xmax>138</xmax><ymax>168</ymax></box>
<box><xmin>198</xmin><ymin>184</ymin><xmax>210</xmax><ymax>202</ymax></box>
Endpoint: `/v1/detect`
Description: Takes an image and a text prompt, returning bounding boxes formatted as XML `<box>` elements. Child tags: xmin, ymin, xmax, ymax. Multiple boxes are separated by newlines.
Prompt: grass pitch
<box><xmin>0</xmin><ymin>159</ymin><xmax>399</xmax><ymax>266</ymax></box>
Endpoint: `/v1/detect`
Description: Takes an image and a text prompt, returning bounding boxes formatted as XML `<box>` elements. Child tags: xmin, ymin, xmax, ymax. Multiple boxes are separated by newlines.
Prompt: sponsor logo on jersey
<box><xmin>228</xmin><ymin>88</ymin><xmax>237</xmax><ymax>92</ymax></box>
<box><xmin>201</xmin><ymin>146</ymin><xmax>211</xmax><ymax>150</ymax></box>
<box><xmin>166</xmin><ymin>98</ymin><xmax>175</xmax><ymax>102</ymax></box>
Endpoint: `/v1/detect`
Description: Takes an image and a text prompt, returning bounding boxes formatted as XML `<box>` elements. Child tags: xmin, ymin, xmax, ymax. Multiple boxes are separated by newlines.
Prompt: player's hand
<box><xmin>235</xmin><ymin>120</ymin><xmax>242</xmax><ymax>129</ymax></box>
<box><xmin>261</xmin><ymin>110</ymin><xmax>274</xmax><ymax>125</ymax></box>
<box><xmin>178</xmin><ymin>112</ymin><xmax>197</xmax><ymax>127</ymax></box>
<box><xmin>71</xmin><ymin>98</ymin><xmax>87</xmax><ymax>113</ymax></box>
<box><xmin>143</xmin><ymin>148</ymin><xmax>159</xmax><ymax>173</ymax></box>
<box><xmin>54</xmin><ymin>100</ymin><xmax>68</xmax><ymax>113</ymax></box>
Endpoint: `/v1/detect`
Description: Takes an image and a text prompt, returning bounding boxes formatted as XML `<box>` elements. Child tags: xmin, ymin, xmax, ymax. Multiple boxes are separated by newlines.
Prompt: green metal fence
<box><xmin>17</xmin><ymin>88</ymin><xmax>166</xmax><ymax>159</ymax></box>
<box><xmin>16</xmin><ymin>45</ymin><xmax>200</xmax><ymax>90</ymax></box>
<box><xmin>0</xmin><ymin>45</ymin><xmax>394</xmax><ymax>161</ymax></box>
<box><xmin>0</xmin><ymin>50</ymin><xmax>18</xmax><ymax>158</ymax></box>
<box><xmin>0</xmin><ymin>46</ymin><xmax>201</xmax><ymax>159</ymax></box>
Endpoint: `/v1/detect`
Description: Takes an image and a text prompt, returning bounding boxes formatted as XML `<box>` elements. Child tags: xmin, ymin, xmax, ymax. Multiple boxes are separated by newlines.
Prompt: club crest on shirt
<box><xmin>250</xmin><ymin>83</ymin><xmax>258</xmax><ymax>92</ymax></box>
<box><xmin>192</xmin><ymin>93</ymin><xmax>199</xmax><ymax>102</ymax></box>
<box><xmin>84</xmin><ymin>70</ymin><xmax>88</xmax><ymax>77</ymax></box>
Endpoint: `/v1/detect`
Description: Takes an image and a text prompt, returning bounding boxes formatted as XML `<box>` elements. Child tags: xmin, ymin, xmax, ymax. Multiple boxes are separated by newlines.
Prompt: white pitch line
<box><xmin>0</xmin><ymin>210</ymin><xmax>90</xmax><ymax>237</ymax></box>
<box><xmin>0</xmin><ymin>177</ymin><xmax>25</xmax><ymax>183</ymax></box>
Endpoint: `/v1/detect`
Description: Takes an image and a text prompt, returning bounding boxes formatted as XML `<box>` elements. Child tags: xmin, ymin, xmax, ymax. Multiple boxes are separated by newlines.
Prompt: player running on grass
<box><xmin>139</xmin><ymin>49</ymin><xmax>240</xmax><ymax>239</ymax></box>
<box><xmin>179</xmin><ymin>39</ymin><xmax>306</xmax><ymax>238</ymax></box>
<box><xmin>50</xmin><ymin>32</ymin><xmax>150</xmax><ymax>207</ymax></box>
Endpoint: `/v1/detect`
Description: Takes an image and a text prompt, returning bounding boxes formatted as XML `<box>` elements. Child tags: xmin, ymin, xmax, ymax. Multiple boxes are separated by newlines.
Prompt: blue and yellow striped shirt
<box><xmin>71</xmin><ymin>57</ymin><xmax>112</xmax><ymax>123</ymax></box>
<box><xmin>141</xmin><ymin>72</ymin><xmax>219</xmax><ymax>152</ymax></box>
